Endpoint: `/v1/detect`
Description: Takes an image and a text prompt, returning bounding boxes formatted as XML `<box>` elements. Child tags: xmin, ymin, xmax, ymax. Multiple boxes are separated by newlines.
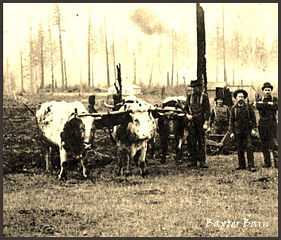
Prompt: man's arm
<box><xmin>209</xmin><ymin>109</ymin><xmax>215</xmax><ymax>127</ymax></box>
<box><xmin>228</xmin><ymin>107</ymin><xmax>234</xmax><ymax>133</ymax></box>
<box><xmin>203</xmin><ymin>93</ymin><xmax>211</xmax><ymax>121</ymax></box>
<box><xmin>249</xmin><ymin>105</ymin><xmax>257</xmax><ymax>129</ymax></box>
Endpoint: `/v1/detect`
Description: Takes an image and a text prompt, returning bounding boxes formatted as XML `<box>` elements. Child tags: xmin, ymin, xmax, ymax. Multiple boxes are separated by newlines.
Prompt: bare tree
<box><xmin>149</xmin><ymin>64</ymin><xmax>153</xmax><ymax>87</ymax></box>
<box><xmin>20</xmin><ymin>51</ymin><xmax>24</xmax><ymax>92</ymax></box>
<box><xmin>170</xmin><ymin>30</ymin><xmax>175</xmax><ymax>87</ymax></box>
<box><xmin>29</xmin><ymin>26</ymin><xmax>34</xmax><ymax>93</ymax></box>
<box><xmin>38</xmin><ymin>24</ymin><xmax>45</xmax><ymax>89</ymax></box>
<box><xmin>64</xmin><ymin>59</ymin><xmax>68</xmax><ymax>88</ymax></box>
<box><xmin>88</xmin><ymin>15</ymin><xmax>92</xmax><ymax>88</ymax></box>
<box><xmin>222</xmin><ymin>5</ymin><xmax>227</xmax><ymax>85</ymax></box>
<box><xmin>54</xmin><ymin>4</ymin><xmax>65</xmax><ymax>90</ymax></box>
<box><xmin>48</xmin><ymin>24</ymin><xmax>55</xmax><ymax>92</ymax></box>
<box><xmin>104</xmin><ymin>18</ymin><xmax>110</xmax><ymax>87</ymax></box>
<box><xmin>112</xmin><ymin>39</ymin><xmax>117</xmax><ymax>82</ymax></box>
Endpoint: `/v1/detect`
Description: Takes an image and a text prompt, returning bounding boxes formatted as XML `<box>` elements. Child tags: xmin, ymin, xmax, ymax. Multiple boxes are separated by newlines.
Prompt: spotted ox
<box><xmin>156</xmin><ymin>96</ymin><xmax>190</xmax><ymax>164</ymax></box>
<box><xmin>36</xmin><ymin>101</ymin><xmax>95</xmax><ymax>180</ymax></box>
<box><xmin>107</xmin><ymin>95</ymin><xmax>157</xmax><ymax>176</ymax></box>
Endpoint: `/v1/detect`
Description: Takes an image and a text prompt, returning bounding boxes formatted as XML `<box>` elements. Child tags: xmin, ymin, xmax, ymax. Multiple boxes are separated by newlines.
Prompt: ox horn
<box><xmin>104</xmin><ymin>102</ymin><xmax>114</xmax><ymax>108</ymax></box>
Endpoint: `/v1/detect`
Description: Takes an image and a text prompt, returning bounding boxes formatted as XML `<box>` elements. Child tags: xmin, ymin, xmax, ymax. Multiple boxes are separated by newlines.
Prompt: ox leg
<box><xmin>80</xmin><ymin>158</ymin><xmax>88</xmax><ymax>178</ymax></box>
<box><xmin>45</xmin><ymin>146</ymin><xmax>52</xmax><ymax>173</ymax></box>
<box><xmin>125</xmin><ymin>147</ymin><xmax>136</xmax><ymax>176</ymax></box>
<box><xmin>58</xmin><ymin>148</ymin><xmax>67</xmax><ymax>180</ymax></box>
<box><xmin>139</xmin><ymin>141</ymin><xmax>148</xmax><ymax>177</ymax></box>
<box><xmin>176</xmin><ymin>137</ymin><xmax>183</xmax><ymax>164</ymax></box>
<box><xmin>116</xmin><ymin>147</ymin><xmax>124</xmax><ymax>176</ymax></box>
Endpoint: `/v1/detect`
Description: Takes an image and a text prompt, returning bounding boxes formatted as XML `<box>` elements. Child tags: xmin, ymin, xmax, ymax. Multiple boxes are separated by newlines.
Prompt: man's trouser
<box><xmin>259</xmin><ymin>121</ymin><xmax>278</xmax><ymax>167</ymax></box>
<box><xmin>236</xmin><ymin>133</ymin><xmax>255</xmax><ymax>169</ymax></box>
<box><xmin>189</xmin><ymin>121</ymin><xmax>206</xmax><ymax>165</ymax></box>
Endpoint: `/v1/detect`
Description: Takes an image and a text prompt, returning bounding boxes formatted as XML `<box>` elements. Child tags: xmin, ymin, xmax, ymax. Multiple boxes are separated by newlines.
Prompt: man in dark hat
<box><xmin>209</xmin><ymin>96</ymin><xmax>230</xmax><ymax>134</ymax></box>
<box><xmin>255</xmin><ymin>82</ymin><xmax>278</xmax><ymax>168</ymax></box>
<box><xmin>229</xmin><ymin>89</ymin><xmax>258</xmax><ymax>171</ymax></box>
<box><xmin>184</xmin><ymin>79</ymin><xmax>210</xmax><ymax>168</ymax></box>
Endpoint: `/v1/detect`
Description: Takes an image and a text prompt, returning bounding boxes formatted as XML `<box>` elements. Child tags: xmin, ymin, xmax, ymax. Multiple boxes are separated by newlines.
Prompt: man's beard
<box><xmin>237</xmin><ymin>100</ymin><xmax>245</xmax><ymax>106</ymax></box>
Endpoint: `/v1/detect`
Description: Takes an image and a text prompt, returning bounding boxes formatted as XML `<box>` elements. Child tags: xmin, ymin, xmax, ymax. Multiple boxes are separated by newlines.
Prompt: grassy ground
<box><xmin>3</xmin><ymin>92</ymin><xmax>278</xmax><ymax>237</ymax></box>
<box><xmin>3</xmin><ymin>153</ymin><xmax>278</xmax><ymax>237</ymax></box>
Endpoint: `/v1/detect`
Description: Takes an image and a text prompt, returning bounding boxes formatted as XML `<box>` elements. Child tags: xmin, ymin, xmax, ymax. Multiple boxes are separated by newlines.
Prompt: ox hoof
<box><xmin>124</xmin><ymin>170</ymin><xmax>131</xmax><ymax>177</ymax></box>
<box><xmin>160</xmin><ymin>158</ymin><xmax>166</xmax><ymax>164</ymax></box>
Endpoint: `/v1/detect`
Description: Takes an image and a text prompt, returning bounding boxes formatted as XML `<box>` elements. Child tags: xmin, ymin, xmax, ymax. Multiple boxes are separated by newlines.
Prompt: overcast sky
<box><xmin>3</xmin><ymin>3</ymin><xmax>278</xmax><ymax>90</ymax></box>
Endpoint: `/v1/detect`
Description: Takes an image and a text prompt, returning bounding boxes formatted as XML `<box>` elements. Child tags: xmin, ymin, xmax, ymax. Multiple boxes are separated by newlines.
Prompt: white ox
<box><xmin>110</xmin><ymin>95</ymin><xmax>157</xmax><ymax>176</ymax></box>
<box><xmin>36</xmin><ymin>101</ymin><xmax>95</xmax><ymax>180</ymax></box>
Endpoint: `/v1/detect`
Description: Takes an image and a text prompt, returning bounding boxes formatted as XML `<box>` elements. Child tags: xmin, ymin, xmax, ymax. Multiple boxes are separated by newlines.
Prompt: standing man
<box><xmin>255</xmin><ymin>82</ymin><xmax>278</xmax><ymax>168</ymax></box>
<box><xmin>209</xmin><ymin>96</ymin><xmax>230</xmax><ymax>134</ymax></box>
<box><xmin>184</xmin><ymin>80</ymin><xmax>210</xmax><ymax>168</ymax></box>
<box><xmin>229</xmin><ymin>89</ymin><xmax>258</xmax><ymax>171</ymax></box>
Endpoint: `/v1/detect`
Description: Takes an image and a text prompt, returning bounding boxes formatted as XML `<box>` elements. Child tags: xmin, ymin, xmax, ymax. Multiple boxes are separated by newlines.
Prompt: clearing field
<box><xmin>3</xmin><ymin>93</ymin><xmax>278</xmax><ymax>237</ymax></box>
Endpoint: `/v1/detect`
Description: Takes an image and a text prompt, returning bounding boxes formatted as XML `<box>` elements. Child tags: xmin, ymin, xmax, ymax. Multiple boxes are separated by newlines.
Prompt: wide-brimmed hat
<box><xmin>189</xmin><ymin>80</ymin><xmax>202</xmax><ymax>88</ymax></box>
<box><xmin>233</xmin><ymin>89</ymin><xmax>248</xmax><ymax>99</ymax></box>
<box><xmin>261</xmin><ymin>82</ymin><xmax>273</xmax><ymax>90</ymax></box>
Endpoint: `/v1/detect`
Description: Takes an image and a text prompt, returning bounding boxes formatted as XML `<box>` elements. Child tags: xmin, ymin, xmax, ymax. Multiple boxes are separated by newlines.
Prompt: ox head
<box><xmin>104</xmin><ymin>96</ymin><xmax>157</xmax><ymax>142</ymax></box>
<box><xmin>125</xmin><ymin>110</ymin><xmax>156</xmax><ymax>141</ymax></box>
<box><xmin>61</xmin><ymin>110</ymin><xmax>95</xmax><ymax>155</ymax></box>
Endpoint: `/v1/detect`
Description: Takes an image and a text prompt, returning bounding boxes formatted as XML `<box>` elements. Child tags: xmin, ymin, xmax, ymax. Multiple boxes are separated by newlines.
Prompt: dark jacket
<box><xmin>256</xmin><ymin>95</ymin><xmax>278</xmax><ymax>125</ymax></box>
<box><xmin>184</xmin><ymin>92</ymin><xmax>210</xmax><ymax>124</ymax></box>
<box><xmin>229</xmin><ymin>102</ymin><xmax>257</xmax><ymax>135</ymax></box>
<box><xmin>209</xmin><ymin>104</ymin><xmax>230</xmax><ymax>127</ymax></box>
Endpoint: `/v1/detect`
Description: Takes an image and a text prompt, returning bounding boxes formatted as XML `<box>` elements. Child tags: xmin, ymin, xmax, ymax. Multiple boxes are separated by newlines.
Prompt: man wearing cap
<box><xmin>184</xmin><ymin>80</ymin><xmax>210</xmax><ymax>168</ymax></box>
<box><xmin>229</xmin><ymin>89</ymin><xmax>258</xmax><ymax>171</ymax></box>
<box><xmin>209</xmin><ymin>96</ymin><xmax>230</xmax><ymax>134</ymax></box>
<box><xmin>255</xmin><ymin>82</ymin><xmax>278</xmax><ymax>168</ymax></box>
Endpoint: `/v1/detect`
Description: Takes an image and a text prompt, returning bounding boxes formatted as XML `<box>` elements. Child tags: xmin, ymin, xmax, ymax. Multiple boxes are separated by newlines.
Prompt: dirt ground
<box><xmin>3</xmin><ymin>93</ymin><xmax>278</xmax><ymax>237</ymax></box>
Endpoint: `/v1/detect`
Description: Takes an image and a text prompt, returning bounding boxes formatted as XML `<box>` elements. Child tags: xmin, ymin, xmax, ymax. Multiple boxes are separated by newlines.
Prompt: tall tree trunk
<box><xmin>133</xmin><ymin>52</ymin><xmax>136</xmax><ymax>84</ymax></box>
<box><xmin>196</xmin><ymin>3</ymin><xmax>207</xmax><ymax>92</ymax></box>
<box><xmin>48</xmin><ymin>24</ymin><xmax>55</xmax><ymax>92</ymax></box>
<box><xmin>104</xmin><ymin>19</ymin><xmax>110</xmax><ymax>87</ymax></box>
<box><xmin>176</xmin><ymin>72</ymin><xmax>179</xmax><ymax>86</ymax></box>
<box><xmin>149</xmin><ymin>64</ymin><xmax>153</xmax><ymax>87</ymax></box>
<box><xmin>167</xmin><ymin>71</ymin><xmax>170</xmax><ymax>87</ymax></box>
<box><xmin>216</xmin><ymin>24</ymin><xmax>219</xmax><ymax>83</ymax></box>
<box><xmin>29</xmin><ymin>26</ymin><xmax>34</xmax><ymax>93</ymax></box>
<box><xmin>88</xmin><ymin>16</ymin><xmax>91</xmax><ymax>88</ymax></box>
<box><xmin>20</xmin><ymin>52</ymin><xmax>24</xmax><ymax>92</ymax></box>
<box><xmin>40</xmin><ymin>28</ymin><xmax>44</xmax><ymax>89</ymax></box>
<box><xmin>112</xmin><ymin>39</ymin><xmax>117</xmax><ymax>82</ymax></box>
<box><xmin>55</xmin><ymin>5</ymin><xmax>64</xmax><ymax>90</ymax></box>
<box><xmin>171</xmin><ymin>31</ymin><xmax>175</xmax><ymax>87</ymax></box>
<box><xmin>222</xmin><ymin>5</ymin><xmax>227</xmax><ymax>85</ymax></box>
<box><xmin>64</xmin><ymin>59</ymin><xmax>67</xmax><ymax>89</ymax></box>
<box><xmin>91</xmin><ymin>62</ymin><xmax>94</xmax><ymax>88</ymax></box>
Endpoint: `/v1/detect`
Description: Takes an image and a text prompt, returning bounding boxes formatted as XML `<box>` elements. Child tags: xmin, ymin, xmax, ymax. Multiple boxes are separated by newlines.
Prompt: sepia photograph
<box><xmin>3</xmin><ymin>2</ymin><xmax>278</xmax><ymax>237</ymax></box>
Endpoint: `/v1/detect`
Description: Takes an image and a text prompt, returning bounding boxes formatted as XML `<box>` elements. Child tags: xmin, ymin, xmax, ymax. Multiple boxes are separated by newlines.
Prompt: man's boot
<box><xmin>262</xmin><ymin>149</ymin><xmax>271</xmax><ymax>168</ymax></box>
<box><xmin>237</xmin><ymin>151</ymin><xmax>246</xmax><ymax>170</ymax></box>
<box><xmin>273</xmin><ymin>150</ymin><xmax>278</xmax><ymax>168</ymax></box>
<box><xmin>247</xmin><ymin>150</ymin><xmax>256</xmax><ymax>172</ymax></box>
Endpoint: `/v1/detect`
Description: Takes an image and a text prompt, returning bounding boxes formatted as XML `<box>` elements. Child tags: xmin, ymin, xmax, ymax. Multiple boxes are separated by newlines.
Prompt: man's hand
<box><xmin>230</xmin><ymin>133</ymin><xmax>235</xmax><ymax>139</ymax></box>
<box><xmin>251</xmin><ymin>129</ymin><xmax>259</xmax><ymax>138</ymax></box>
<box><xmin>268</xmin><ymin>101</ymin><xmax>274</xmax><ymax>105</ymax></box>
<box><xmin>186</xmin><ymin>113</ymin><xmax>192</xmax><ymax>120</ymax></box>
<box><xmin>203</xmin><ymin>122</ymin><xmax>208</xmax><ymax>130</ymax></box>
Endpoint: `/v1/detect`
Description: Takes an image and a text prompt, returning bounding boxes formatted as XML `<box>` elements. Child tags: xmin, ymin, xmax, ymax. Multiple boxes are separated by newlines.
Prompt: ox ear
<box><xmin>94</xmin><ymin>110</ymin><xmax>131</xmax><ymax>129</ymax></box>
